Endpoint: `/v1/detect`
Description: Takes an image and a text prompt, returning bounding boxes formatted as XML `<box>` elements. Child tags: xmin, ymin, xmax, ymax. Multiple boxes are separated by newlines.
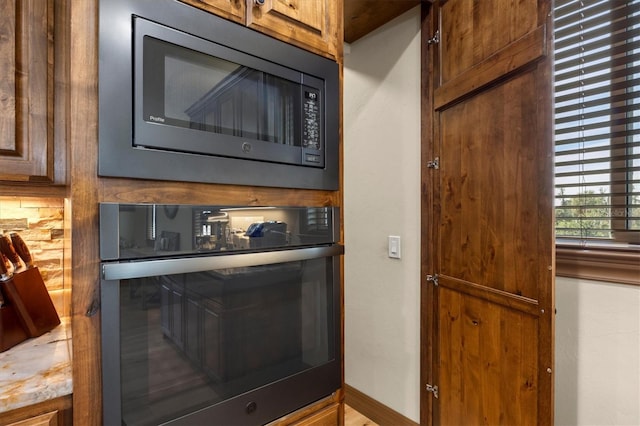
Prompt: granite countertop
<box><xmin>0</xmin><ymin>318</ymin><xmax>72</xmax><ymax>413</ymax></box>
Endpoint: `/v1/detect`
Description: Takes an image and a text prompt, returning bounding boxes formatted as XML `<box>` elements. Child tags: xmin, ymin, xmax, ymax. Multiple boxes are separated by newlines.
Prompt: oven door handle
<box><xmin>102</xmin><ymin>244</ymin><xmax>344</xmax><ymax>280</ymax></box>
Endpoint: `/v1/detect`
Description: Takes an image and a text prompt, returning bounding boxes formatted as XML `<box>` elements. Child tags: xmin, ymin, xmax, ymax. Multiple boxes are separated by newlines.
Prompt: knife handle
<box><xmin>10</xmin><ymin>233</ymin><xmax>33</xmax><ymax>268</ymax></box>
<box><xmin>0</xmin><ymin>252</ymin><xmax>11</xmax><ymax>280</ymax></box>
<box><xmin>0</xmin><ymin>256</ymin><xmax>5</xmax><ymax>305</ymax></box>
<box><xmin>0</xmin><ymin>235</ymin><xmax>21</xmax><ymax>268</ymax></box>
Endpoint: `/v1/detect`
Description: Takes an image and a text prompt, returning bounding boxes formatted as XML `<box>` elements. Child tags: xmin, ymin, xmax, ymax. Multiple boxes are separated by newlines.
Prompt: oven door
<box><xmin>101</xmin><ymin>245</ymin><xmax>342</xmax><ymax>426</ymax></box>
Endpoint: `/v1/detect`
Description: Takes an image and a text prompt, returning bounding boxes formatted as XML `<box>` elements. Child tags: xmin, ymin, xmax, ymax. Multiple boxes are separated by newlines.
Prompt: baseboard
<box><xmin>344</xmin><ymin>384</ymin><xmax>419</xmax><ymax>426</ymax></box>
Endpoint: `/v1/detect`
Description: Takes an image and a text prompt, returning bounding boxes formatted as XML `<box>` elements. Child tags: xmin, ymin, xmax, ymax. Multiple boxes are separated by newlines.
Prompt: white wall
<box><xmin>343</xmin><ymin>6</ymin><xmax>640</xmax><ymax>426</ymax></box>
<box><xmin>555</xmin><ymin>277</ymin><xmax>640</xmax><ymax>426</ymax></box>
<box><xmin>343</xmin><ymin>7</ymin><xmax>422</xmax><ymax>423</ymax></box>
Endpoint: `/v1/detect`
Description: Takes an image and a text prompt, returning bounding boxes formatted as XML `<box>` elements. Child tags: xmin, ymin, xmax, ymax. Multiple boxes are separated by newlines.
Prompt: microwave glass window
<box><xmin>143</xmin><ymin>36</ymin><xmax>301</xmax><ymax>147</ymax></box>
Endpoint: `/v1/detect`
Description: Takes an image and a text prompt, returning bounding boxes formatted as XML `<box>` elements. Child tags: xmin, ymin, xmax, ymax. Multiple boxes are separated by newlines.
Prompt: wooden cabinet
<box><xmin>178</xmin><ymin>0</ymin><xmax>340</xmax><ymax>59</ymax></box>
<box><xmin>247</xmin><ymin>0</ymin><xmax>340</xmax><ymax>60</ymax></box>
<box><xmin>0</xmin><ymin>396</ymin><xmax>72</xmax><ymax>426</ymax></box>
<box><xmin>65</xmin><ymin>0</ymin><xmax>343</xmax><ymax>423</ymax></box>
<box><xmin>0</xmin><ymin>0</ymin><xmax>66</xmax><ymax>185</ymax></box>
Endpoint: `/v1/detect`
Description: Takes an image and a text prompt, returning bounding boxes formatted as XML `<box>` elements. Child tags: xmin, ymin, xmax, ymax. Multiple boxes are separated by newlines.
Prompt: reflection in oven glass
<box><xmin>118</xmin><ymin>259</ymin><xmax>332</xmax><ymax>425</ymax></box>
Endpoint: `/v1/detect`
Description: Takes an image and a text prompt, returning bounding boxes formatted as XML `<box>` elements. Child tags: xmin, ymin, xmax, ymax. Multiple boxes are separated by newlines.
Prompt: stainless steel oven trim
<box><xmin>102</xmin><ymin>244</ymin><xmax>343</xmax><ymax>280</ymax></box>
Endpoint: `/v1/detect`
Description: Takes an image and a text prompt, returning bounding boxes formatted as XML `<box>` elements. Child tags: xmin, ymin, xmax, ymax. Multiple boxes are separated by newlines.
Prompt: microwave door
<box><xmin>133</xmin><ymin>17</ymin><xmax>319</xmax><ymax>168</ymax></box>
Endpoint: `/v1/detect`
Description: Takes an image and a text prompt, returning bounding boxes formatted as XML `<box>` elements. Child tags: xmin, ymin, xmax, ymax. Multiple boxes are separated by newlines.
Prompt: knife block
<box><xmin>0</xmin><ymin>301</ymin><xmax>29</xmax><ymax>352</ymax></box>
<box><xmin>0</xmin><ymin>267</ymin><xmax>60</xmax><ymax>338</ymax></box>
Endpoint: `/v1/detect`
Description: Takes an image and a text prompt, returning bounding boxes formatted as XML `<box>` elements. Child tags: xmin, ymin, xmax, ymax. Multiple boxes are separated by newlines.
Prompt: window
<box><xmin>554</xmin><ymin>0</ymin><xmax>640</xmax><ymax>284</ymax></box>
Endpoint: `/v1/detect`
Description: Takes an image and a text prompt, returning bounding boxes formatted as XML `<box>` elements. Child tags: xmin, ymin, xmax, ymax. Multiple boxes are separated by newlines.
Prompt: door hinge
<box><xmin>426</xmin><ymin>383</ymin><xmax>439</xmax><ymax>399</ymax></box>
<box><xmin>426</xmin><ymin>157</ymin><xmax>439</xmax><ymax>170</ymax></box>
<box><xmin>426</xmin><ymin>30</ymin><xmax>440</xmax><ymax>45</ymax></box>
<box><xmin>426</xmin><ymin>274</ymin><xmax>439</xmax><ymax>286</ymax></box>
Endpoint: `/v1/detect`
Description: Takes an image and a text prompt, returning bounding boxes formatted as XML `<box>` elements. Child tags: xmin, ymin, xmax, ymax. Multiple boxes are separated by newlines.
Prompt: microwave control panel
<box><xmin>303</xmin><ymin>89</ymin><xmax>321</xmax><ymax>157</ymax></box>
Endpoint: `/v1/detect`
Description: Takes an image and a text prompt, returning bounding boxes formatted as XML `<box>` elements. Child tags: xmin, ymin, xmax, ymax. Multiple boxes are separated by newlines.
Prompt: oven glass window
<box><xmin>118</xmin><ymin>258</ymin><xmax>335</xmax><ymax>425</ymax></box>
<box><xmin>143</xmin><ymin>36</ymin><xmax>301</xmax><ymax>146</ymax></box>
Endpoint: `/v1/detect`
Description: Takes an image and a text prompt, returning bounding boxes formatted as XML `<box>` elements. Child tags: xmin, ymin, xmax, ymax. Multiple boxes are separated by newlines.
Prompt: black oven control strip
<box><xmin>101</xmin><ymin>244</ymin><xmax>344</xmax><ymax>281</ymax></box>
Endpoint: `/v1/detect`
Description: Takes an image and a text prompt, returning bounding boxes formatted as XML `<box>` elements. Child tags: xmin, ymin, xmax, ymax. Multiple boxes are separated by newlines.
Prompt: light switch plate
<box><xmin>388</xmin><ymin>235</ymin><xmax>401</xmax><ymax>259</ymax></box>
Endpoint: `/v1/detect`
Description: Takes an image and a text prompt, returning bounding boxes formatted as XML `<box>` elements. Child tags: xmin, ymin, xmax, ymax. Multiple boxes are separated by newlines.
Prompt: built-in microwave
<box><xmin>99</xmin><ymin>0</ymin><xmax>339</xmax><ymax>190</ymax></box>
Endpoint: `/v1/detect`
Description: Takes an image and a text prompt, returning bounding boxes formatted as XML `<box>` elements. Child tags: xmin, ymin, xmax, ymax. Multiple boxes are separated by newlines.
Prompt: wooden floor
<box><xmin>344</xmin><ymin>405</ymin><xmax>379</xmax><ymax>426</ymax></box>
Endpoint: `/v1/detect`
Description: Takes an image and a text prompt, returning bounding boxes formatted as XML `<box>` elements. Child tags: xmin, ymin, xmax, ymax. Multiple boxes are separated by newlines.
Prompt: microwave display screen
<box><xmin>303</xmin><ymin>91</ymin><xmax>320</xmax><ymax>150</ymax></box>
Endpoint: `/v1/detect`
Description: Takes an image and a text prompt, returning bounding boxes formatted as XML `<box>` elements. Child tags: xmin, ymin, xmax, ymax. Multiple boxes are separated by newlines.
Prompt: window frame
<box><xmin>556</xmin><ymin>244</ymin><xmax>640</xmax><ymax>285</ymax></box>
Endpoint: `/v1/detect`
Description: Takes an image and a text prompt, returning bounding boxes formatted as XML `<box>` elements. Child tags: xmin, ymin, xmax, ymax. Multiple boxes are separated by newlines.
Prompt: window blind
<box><xmin>554</xmin><ymin>0</ymin><xmax>640</xmax><ymax>243</ymax></box>
<box><xmin>147</xmin><ymin>204</ymin><xmax>156</xmax><ymax>241</ymax></box>
<box><xmin>305</xmin><ymin>207</ymin><xmax>329</xmax><ymax>232</ymax></box>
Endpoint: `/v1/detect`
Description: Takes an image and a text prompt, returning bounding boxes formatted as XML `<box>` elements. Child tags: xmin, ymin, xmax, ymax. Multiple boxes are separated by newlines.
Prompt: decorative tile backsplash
<box><xmin>0</xmin><ymin>197</ymin><xmax>67</xmax><ymax>317</ymax></box>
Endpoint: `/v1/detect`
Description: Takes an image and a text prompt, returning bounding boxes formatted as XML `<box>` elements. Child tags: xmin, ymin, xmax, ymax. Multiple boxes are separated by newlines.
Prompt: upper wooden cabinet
<box><xmin>0</xmin><ymin>0</ymin><xmax>66</xmax><ymax>185</ymax></box>
<box><xmin>179</xmin><ymin>0</ymin><xmax>341</xmax><ymax>60</ymax></box>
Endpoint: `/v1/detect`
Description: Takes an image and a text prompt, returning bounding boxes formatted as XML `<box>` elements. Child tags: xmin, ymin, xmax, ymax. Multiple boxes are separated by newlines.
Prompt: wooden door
<box><xmin>246</xmin><ymin>0</ymin><xmax>341</xmax><ymax>60</ymax></box>
<box><xmin>421</xmin><ymin>1</ymin><xmax>555</xmax><ymax>425</ymax></box>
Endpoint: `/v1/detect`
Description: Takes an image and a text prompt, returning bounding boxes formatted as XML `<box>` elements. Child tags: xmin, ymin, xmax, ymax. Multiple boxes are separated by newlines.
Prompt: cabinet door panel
<box><xmin>439</xmin><ymin>0</ymin><xmax>538</xmax><ymax>85</ymax></box>
<box><xmin>0</xmin><ymin>0</ymin><xmax>55</xmax><ymax>183</ymax></box>
<box><xmin>0</xmin><ymin>0</ymin><xmax>16</xmax><ymax>152</ymax></box>
<box><xmin>247</xmin><ymin>0</ymin><xmax>340</xmax><ymax>60</ymax></box>
<box><xmin>6</xmin><ymin>411</ymin><xmax>57</xmax><ymax>426</ymax></box>
<box><xmin>178</xmin><ymin>0</ymin><xmax>245</xmax><ymax>24</ymax></box>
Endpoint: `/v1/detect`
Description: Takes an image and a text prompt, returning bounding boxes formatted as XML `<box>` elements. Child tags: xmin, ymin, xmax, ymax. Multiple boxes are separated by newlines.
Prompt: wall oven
<box><xmin>100</xmin><ymin>204</ymin><xmax>342</xmax><ymax>425</ymax></box>
<box><xmin>99</xmin><ymin>0</ymin><xmax>339</xmax><ymax>190</ymax></box>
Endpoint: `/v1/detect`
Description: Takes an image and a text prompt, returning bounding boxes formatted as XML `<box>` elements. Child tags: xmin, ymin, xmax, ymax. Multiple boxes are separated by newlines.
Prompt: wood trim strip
<box><xmin>265</xmin><ymin>392</ymin><xmax>341</xmax><ymax>426</ymax></box>
<box><xmin>344</xmin><ymin>384</ymin><xmax>418</xmax><ymax>426</ymax></box>
<box><xmin>438</xmin><ymin>275</ymin><xmax>541</xmax><ymax>316</ymax></box>
<box><xmin>0</xmin><ymin>182</ymin><xmax>67</xmax><ymax>198</ymax></box>
<box><xmin>100</xmin><ymin>178</ymin><xmax>340</xmax><ymax>207</ymax></box>
<box><xmin>434</xmin><ymin>24</ymin><xmax>546</xmax><ymax>110</ymax></box>
<box><xmin>69</xmin><ymin>0</ymin><xmax>102</xmax><ymax>424</ymax></box>
<box><xmin>420</xmin><ymin>3</ymin><xmax>437</xmax><ymax>425</ymax></box>
<box><xmin>556</xmin><ymin>246</ymin><xmax>640</xmax><ymax>286</ymax></box>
